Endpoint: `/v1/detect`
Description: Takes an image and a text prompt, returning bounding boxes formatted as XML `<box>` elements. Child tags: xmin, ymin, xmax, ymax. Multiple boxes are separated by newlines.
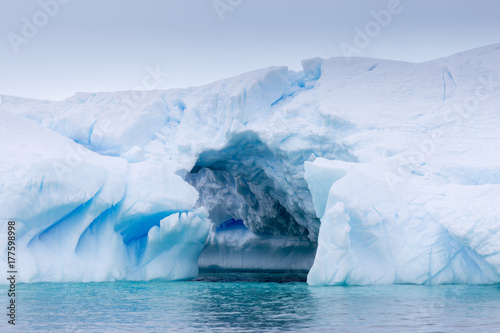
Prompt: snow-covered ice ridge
<box><xmin>1</xmin><ymin>44</ymin><xmax>500</xmax><ymax>285</ymax></box>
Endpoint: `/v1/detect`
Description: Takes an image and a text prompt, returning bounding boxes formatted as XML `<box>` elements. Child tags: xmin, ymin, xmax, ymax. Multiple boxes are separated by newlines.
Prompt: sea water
<box><xmin>1</xmin><ymin>272</ymin><xmax>500</xmax><ymax>332</ymax></box>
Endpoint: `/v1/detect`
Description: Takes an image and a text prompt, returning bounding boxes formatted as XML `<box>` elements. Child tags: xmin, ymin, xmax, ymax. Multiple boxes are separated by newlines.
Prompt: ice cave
<box><xmin>185</xmin><ymin>133</ymin><xmax>319</xmax><ymax>272</ymax></box>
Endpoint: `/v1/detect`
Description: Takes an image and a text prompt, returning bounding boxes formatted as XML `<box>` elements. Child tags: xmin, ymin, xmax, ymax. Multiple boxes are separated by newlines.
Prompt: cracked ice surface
<box><xmin>1</xmin><ymin>44</ymin><xmax>500</xmax><ymax>284</ymax></box>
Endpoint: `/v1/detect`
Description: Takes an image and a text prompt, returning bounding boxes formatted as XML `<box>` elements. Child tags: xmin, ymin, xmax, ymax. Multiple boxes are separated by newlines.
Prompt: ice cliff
<box><xmin>1</xmin><ymin>44</ymin><xmax>500</xmax><ymax>285</ymax></box>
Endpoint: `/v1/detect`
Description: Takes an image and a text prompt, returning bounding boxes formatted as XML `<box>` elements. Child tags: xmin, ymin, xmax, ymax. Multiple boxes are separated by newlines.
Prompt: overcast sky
<box><xmin>1</xmin><ymin>0</ymin><xmax>499</xmax><ymax>100</ymax></box>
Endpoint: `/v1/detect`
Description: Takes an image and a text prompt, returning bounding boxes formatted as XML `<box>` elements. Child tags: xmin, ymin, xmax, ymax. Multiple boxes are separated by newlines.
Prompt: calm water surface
<box><xmin>2</xmin><ymin>272</ymin><xmax>500</xmax><ymax>332</ymax></box>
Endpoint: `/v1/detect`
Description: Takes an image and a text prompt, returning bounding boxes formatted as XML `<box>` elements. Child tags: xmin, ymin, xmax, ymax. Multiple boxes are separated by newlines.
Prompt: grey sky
<box><xmin>1</xmin><ymin>0</ymin><xmax>499</xmax><ymax>100</ymax></box>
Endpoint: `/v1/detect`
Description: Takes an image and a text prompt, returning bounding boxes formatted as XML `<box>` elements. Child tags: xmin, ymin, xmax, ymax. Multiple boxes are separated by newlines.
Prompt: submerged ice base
<box><xmin>1</xmin><ymin>44</ymin><xmax>500</xmax><ymax>284</ymax></box>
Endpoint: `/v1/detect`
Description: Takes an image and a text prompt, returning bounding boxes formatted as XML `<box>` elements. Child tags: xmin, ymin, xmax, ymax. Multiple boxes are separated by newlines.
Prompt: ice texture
<box><xmin>198</xmin><ymin>219</ymin><xmax>316</xmax><ymax>271</ymax></box>
<box><xmin>1</xmin><ymin>44</ymin><xmax>500</xmax><ymax>284</ymax></box>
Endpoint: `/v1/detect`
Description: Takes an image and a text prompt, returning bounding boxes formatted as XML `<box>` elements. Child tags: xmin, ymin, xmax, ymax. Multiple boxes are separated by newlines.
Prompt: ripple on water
<box><xmin>1</xmin><ymin>274</ymin><xmax>500</xmax><ymax>332</ymax></box>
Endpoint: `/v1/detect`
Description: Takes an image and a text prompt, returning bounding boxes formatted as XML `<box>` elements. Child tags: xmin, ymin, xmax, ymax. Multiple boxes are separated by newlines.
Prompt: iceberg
<box><xmin>1</xmin><ymin>44</ymin><xmax>500</xmax><ymax>284</ymax></box>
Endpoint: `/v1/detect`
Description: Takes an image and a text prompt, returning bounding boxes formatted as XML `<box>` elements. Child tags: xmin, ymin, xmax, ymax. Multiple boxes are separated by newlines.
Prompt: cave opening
<box><xmin>184</xmin><ymin>132</ymin><xmax>318</xmax><ymax>281</ymax></box>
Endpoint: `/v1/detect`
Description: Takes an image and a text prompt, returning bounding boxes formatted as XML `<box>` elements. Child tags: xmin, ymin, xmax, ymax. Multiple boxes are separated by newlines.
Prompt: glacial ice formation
<box><xmin>1</xmin><ymin>44</ymin><xmax>500</xmax><ymax>284</ymax></box>
<box><xmin>186</xmin><ymin>168</ymin><xmax>316</xmax><ymax>271</ymax></box>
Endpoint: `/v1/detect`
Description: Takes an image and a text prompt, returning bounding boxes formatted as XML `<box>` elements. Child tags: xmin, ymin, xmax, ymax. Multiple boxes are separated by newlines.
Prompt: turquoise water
<box><xmin>2</xmin><ymin>272</ymin><xmax>500</xmax><ymax>332</ymax></box>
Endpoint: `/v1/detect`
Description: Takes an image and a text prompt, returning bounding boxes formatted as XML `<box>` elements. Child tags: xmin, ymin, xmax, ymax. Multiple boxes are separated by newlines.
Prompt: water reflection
<box><xmin>4</xmin><ymin>278</ymin><xmax>500</xmax><ymax>332</ymax></box>
<box><xmin>188</xmin><ymin>272</ymin><xmax>316</xmax><ymax>332</ymax></box>
<box><xmin>306</xmin><ymin>284</ymin><xmax>500</xmax><ymax>332</ymax></box>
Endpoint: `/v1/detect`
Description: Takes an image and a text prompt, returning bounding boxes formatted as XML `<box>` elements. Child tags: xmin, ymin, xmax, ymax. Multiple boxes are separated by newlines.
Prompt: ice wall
<box><xmin>306</xmin><ymin>159</ymin><xmax>500</xmax><ymax>285</ymax></box>
<box><xmin>0</xmin><ymin>111</ymin><xmax>209</xmax><ymax>282</ymax></box>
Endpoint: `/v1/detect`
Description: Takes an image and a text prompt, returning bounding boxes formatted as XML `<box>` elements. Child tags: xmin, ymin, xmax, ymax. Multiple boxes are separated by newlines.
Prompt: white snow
<box><xmin>1</xmin><ymin>44</ymin><xmax>500</xmax><ymax>284</ymax></box>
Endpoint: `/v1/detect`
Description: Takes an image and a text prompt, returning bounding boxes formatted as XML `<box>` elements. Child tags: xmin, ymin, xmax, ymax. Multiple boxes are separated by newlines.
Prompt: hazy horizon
<box><xmin>1</xmin><ymin>0</ymin><xmax>499</xmax><ymax>101</ymax></box>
